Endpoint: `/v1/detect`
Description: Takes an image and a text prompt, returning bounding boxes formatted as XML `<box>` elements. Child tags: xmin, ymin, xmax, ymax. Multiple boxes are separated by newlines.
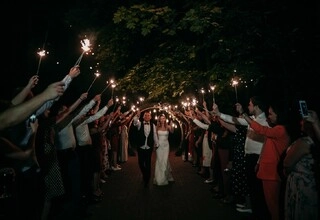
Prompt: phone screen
<box><xmin>299</xmin><ymin>100</ymin><xmax>308</xmax><ymax>118</ymax></box>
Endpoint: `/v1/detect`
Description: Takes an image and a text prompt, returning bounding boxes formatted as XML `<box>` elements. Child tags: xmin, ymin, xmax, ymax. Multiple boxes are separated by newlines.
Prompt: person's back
<box><xmin>284</xmin><ymin>118</ymin><xmax>320</xmax><ymax>220</ymax></box>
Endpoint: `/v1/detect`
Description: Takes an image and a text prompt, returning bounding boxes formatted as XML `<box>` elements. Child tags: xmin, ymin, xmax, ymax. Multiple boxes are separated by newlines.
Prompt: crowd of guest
<box><xmin>179</xmin><ymin>96</ymin><xmax>320</xmax><ymax>220</ymax></box>
<box><xmin>0</xmin><ymin>63</ymin><xmax>319</xmax><ymax>220</ymax></box>
<box><xmin>0</xmin><ymin>65</ymin><xmax>134</xmax><ymax>220</ymax></box>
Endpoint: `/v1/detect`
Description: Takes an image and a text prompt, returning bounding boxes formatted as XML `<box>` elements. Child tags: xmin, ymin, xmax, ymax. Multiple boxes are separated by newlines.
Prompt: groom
<box><xmin>132</xmin><ymin>110</ymin><xmax>159</xmax><ymax>187</ymax></box>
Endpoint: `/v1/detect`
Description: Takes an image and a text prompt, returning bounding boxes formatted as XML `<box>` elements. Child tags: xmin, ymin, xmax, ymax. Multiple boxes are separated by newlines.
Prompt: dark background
<box><xmin>2</xmin><ymin>1</ymin><xmax>320</xmax><ymax>113</ymax></box>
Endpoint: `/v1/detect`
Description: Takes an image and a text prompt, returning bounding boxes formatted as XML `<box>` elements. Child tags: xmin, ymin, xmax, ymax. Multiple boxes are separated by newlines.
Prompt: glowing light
<box><xmin>231</xmin><ymin>74</ymin><xmax>240</xmax><ymax>102</ymax></box>
<box><xmin>111</xmin><ymin>83</ymin><xmax>116</xmax><ymax>98</ymax></box>
<box><xmin>36</xmin><ymin>49</ymin><xmax>47</xmax><ymax>76</ymax></box>
<box><xmin>74</xmin><ymin>38</ymin><xmax>91</xmax><ymax>66</ymax></box>
<box><xmin>101</xmin><ymin>79</ymin><xmax>114</xmax><ymax>95</ymax></box>
<box><xmin>86</xmin><ymin>71</ymin><xmax>100</xmax><ymax>93</ymax></box>
<box><xmin>210</xmin><ymin>84</ymin><xmax>216</xmax><ymax>104</ymax></box>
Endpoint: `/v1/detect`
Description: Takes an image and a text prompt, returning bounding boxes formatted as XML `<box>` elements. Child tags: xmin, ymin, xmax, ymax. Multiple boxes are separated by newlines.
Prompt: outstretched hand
<box><xmin>306</xmin><ymin>110</ymin><xmax>319</xmax><ymax>124</ymax></box>
<box><xmin>27</xmin><ymin>75</ymin><xmax>39</xmax><ymax>90</ymax></box>
<box><xmin>69</xmin><ymin>65</ymin><xmax>81</xmax><ymax>78</ymax></box>
<box><xmin>43</xmin><ymin>81</ymin><xmax>65</xmax><ymax>100</ymax></box>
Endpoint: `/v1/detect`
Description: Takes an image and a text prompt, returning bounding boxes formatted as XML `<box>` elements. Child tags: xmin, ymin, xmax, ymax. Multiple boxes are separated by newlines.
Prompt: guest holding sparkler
<box><xmin>50</xmin><ymin>92</ymin><xmax>90</xmax><ymax>218</ymax></box>
<box><xmin>107</xmin><ymin>105</ymin><xmax>123</xmax><ymax>171</ymax></box>
<box><xmin>0</xmin><ymin>81</ymin><xmax>65</xmax><ymax>131</ymax></box>
<box><xmin>237</xmin><ymin>100</ymin><xmax>291</xmax><ymax>220</ymax></box>
<box><xmin>73</xmin><ymin>94</ymin><xmax>113</xmax><ymax>204</ymax></box>
<box><xmin>1</xmin><ymin>65</ymin><xmax>80</xmax><ymax>220</ymax></box>
<box><xmin>212</xmin><ymin>96</ymin><xmax>270</xmax><ymax>219</ymax></box>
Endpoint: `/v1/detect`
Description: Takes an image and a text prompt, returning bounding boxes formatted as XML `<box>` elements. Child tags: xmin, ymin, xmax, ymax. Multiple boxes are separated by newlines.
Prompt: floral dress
<box><xmin>285</xmin><ymin>152</ymin><xmax>318</xmax><ymax>220</ymax></box>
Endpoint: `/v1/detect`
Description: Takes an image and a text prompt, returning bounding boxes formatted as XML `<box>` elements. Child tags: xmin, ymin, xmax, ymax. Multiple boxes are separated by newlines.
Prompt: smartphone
<box><xmin>299</xmin><ymin>100</ymin><xmax>309</xmax><ymax>118</ymax></box>
<box><xmin>29</xmin><ymin>114</ymin><xmax>37</xmax><ymax>123</ymax></box>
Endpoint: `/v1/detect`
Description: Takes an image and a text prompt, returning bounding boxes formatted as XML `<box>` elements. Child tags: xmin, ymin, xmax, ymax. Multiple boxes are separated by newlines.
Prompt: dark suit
<box><xmin>134</xmin><ymin>120</ymin><xmax>157</xmax><ymax>186</ymax></box>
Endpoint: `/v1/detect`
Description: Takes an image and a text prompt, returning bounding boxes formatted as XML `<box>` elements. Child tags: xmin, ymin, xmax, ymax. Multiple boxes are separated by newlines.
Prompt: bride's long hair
<box><xmin>156</xmin><ymin>114</ymin><xmax>168</xmax><ymax>131</ymax></box>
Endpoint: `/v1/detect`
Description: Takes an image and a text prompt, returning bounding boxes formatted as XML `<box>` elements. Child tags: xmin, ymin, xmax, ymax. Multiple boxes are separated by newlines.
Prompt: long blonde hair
<box><xmin>157</xmin><ymin>114</ymin><xmax>168</xmax><ymax>130</ymax></box>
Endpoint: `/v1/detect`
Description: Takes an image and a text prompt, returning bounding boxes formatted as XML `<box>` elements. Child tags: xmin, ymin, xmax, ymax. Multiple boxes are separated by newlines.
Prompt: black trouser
<box><xmin>245</xmin><ymin>154</ymin><xmax>270</xmax><ymax>220</ymax></box>
<box><xmin>76</xmin><ymin>145</ymin><xmax>94</xmax><ymax>198</ymax></box>
<box><xmin>183</xmin><ymin>139</ymin><xmax>189</xmax><ymax>160</ymax></box>
<box><xmin>16</xmin><ymin>165</ymin><xmax>44</xmax><ymax>220</ymax></box>
<box><xmin>137</xmin><ymin>147</ymin><xmax>153</xmax><ymax>184</ymax></box>
<box><xmin>57</xmin><ymin>148</ymin><xmax>81</xmax><ymax>214</ymax></box>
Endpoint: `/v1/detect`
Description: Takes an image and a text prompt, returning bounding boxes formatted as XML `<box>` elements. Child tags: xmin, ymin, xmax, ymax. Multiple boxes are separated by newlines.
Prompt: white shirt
<box><xmin>132</xmin><ymin>116</ymin><xmax>159</xmax><ymax>149</ymax></box>
<box><xmin>56</xmin><ymin>99</ymin><xmax>96</xmax><ymax>150</ymax></box>
<box><xmin>75</xmin><ymin>105</ymin><xmax>108</xmax><ymax>146</ymax></box>
<box><xmin>220</xmin><ymin>112</ymin><xmax>268</xmax><ymax>154</ymax></box>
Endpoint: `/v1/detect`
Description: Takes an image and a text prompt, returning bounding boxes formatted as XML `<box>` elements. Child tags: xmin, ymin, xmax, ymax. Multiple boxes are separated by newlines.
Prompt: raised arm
<box><xmin>90</xmin><ymin>94</ymin><xmax>102</xmax><ymax>115</ymax></box>
<box><xmin>0</xmin><ymin>81</ymin><xmax>65</xmax><ymax>130</ymax></box>
<box><xmin>84</xmin><ymin>97</ymin><xmax>114</xmax><ymax>125</ymax></box>
<box><xmin>132</xmin><ymin>110</ymin><xmax>142</xmax><ymax>129</ymax></box>
<box><xmin>306</xmin><ymin>110</ymin><xmax>320</xmax><ymax>142</ymax></box>
<box><xmin>59</xmin><ymin>65</ymin><xmax>81</xmax><ymax>94</ymax></box>
<box><xmin>55</xmin><ymin>93</ymin><xmax>88</xmax><ymax>124</ymax></box>
<box><xmin>212</xmin><ymin>103</ymin><xmax>248</xmax><ymax>126</ymax></box>
<box><xmin>218</xmin><ymin>118</ymin><xmax>237</xmax><ymax>133</ymax></box>
<box><xmin>11</xmin><ymin>75</ymin><xmax>39</xmax><ymax>105</ymax></box>
<box><xmin>195</xmin><ymin>109</ymin><xmax>211</xmax><ymax>125</ymax></box>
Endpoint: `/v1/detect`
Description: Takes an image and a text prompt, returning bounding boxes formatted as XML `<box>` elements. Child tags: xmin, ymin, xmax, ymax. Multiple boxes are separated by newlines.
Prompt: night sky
<box><xmin>3</xmin><ymin>1</ymin><xmax>320</xmax><ymax>112</ymax></box>
<box><xmin>3</xmin><ymin>2</ymin><xmax>106</xmax><ymax>105</ymax></box>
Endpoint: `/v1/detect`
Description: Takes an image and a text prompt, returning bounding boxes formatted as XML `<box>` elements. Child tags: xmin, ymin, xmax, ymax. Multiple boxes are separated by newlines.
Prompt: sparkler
<box><xmin>86</xmin><ymin>72</ymin><xmax>101</xmax><ymax>93</ymax></box>
<box><xmin>74</xmin><ymin>39</ymin><xmax>91</xmax><ymax>66</ymax></box>
<box><xmin>101</xmin><ymin>79</ymin><xmax>114</xmax><ymax>95</ymax></box>
<box><xmin>111</xmin><ymin>83</ymin><xmax>116</xmax><ymax>98</ymax></box>
<box><xmin>36</xmin><ymin>49</ymin><xmax>46</xmax><ymax>75</ymax></box>
<box><xmin>210</xmin><ymin>85</ymin><xmax>216</xmax><ymax>104</ymax></box>
<box><xmin>112</xmin><ymin>96</ymin><xmax>119</xmax><ymax>111</ymax></box>
<box><xmin>200</xmin><ymin>88</ymin><xmax>205</xmax><ymax>103</ymax></box>
<box><xmin>231</xmin><ymin>77</ymin><xmax>239</xmax><ymax>102</ymax></box>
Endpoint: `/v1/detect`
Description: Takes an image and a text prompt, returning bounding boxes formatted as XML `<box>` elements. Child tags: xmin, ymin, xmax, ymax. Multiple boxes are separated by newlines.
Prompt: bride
<box><xmin>153</xmin><ymin>114</ymin><xmax>174</xmax><ymax>186</ymax></box>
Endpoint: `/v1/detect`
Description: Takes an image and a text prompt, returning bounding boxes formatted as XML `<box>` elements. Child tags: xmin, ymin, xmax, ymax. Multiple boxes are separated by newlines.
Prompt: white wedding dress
<box><xmin>153</xmin><ymin>130</ymin><xmax>174</xmax><ymax>186</ymax></box>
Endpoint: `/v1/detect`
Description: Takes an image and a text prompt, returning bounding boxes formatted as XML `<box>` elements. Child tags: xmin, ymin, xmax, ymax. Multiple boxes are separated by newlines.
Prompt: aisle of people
<box><xmin>82</xmin><ymin>147</ymin><xmax>249</xmax><ymax>220</ymax></box>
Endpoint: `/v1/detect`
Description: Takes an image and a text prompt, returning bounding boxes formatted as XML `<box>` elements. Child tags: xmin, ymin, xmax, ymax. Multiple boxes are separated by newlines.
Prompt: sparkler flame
<box><xmin>231</xmin><ymin>76</ymin><xmax>240</xmax><ymax>102</ymax></box>
<box><xmin>75</xmin><ymin>38</ymin><xmax>92</xmax><ymax>66</ymax></box>
<box><xmin>86</xmin><ymin>71</ymin><xmax>101</xmax><ymax>93</ymax></box>
<box><xmin>101</xmin><ymin>79</ymin><xmax>115</xmax><ymax>95</ymax></box>
<box><xmin>38</xmin><ymin>50</ymin><xmax>46</xmax><ymax>57</ymax></box>
<box><xmin>36</xmin><ymin>49</ymin><xmax>47</xmax><ymax>75</ymax></box>
<box><xmin>81</xmin><ymin>39</ymin><xmax>91</xmax><ymax>52</ymax></box>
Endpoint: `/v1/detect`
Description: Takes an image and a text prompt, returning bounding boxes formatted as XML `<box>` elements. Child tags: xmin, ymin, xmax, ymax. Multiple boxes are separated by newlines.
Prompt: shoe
<box><xmin>100</xmin><ymin>179</ymin><xmax>106</xmax><ymax>183</ymax></box>
<box><xmin>236</xmin><ymin>203</ymin><xmax>245</xmax><ymax>208</ymax></box>
<box><xmin>204</xmin><ymin>178</ymin><xmax>214</xmax><ymax>184</ymax></box>
<box><xmin>236</xmin><ymin>207</ymin><xmax>252</xmax><ymax>213</ymax></box>
<box><xmin>111</xmin><ymin>166</ymin><xmax>121</xmax><ymax>171</ymax></box>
